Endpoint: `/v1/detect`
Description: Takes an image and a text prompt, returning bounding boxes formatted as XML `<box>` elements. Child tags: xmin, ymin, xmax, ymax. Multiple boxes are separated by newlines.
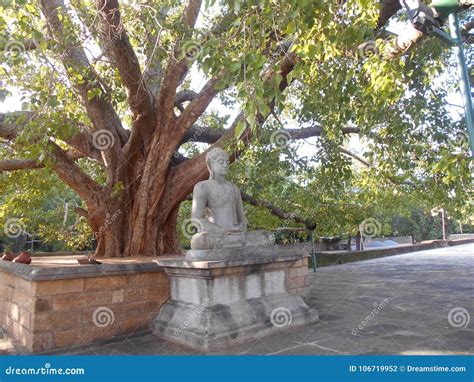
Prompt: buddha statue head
<box><xmin>206</xmin><ymin>148</ymin><xmax>230</xmax><ymax>180</ymax></box>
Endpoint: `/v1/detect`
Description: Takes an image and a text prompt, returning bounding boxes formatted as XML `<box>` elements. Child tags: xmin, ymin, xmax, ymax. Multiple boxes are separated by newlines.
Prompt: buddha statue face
<box><xmin>206</xmin><ymin>148</ymin><xmax>229</xmax><ymax>179</ymax></box>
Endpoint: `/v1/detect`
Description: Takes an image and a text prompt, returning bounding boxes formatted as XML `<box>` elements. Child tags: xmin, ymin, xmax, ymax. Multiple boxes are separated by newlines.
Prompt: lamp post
<box><xmin>447</xmin><ymin>11</ymin><xmax>474</xmax><ymax>157</ymax></box>
<box><xmin>431</xmin><ymin>207</ymin><xmax>447</xmax><ymax>241</ymax></box>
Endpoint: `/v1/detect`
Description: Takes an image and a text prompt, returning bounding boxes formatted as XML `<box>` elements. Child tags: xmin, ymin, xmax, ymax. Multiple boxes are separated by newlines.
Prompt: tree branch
<box><xmin>0</xmin><ymin>112</ymin><xmax>103</xmax><ymax>163</ymax></box>
<box><xmin>174</xmin><ymin>77</ymin><xmax>219</xmax><ymax>140</ymax></box>
<box><xmin>377</xmin><ymin>0</ymin><xmax>402</xmax><ymax>30</ymax></box>
<box><xmin>0</xmin><ymin>159</ymin><xmax>43</xmax><ymax>172</ymax></box>
<box><xmin>0</xmin><ymin>112</ymin><xmax>34</xmax><ymax>140</ymax></box>
<box><xmin>174</xmin><ymin>89</ymin><xmax>198</xmax><ymax>109</ymax></box>
<box><xmin>48</xmin><ymin>142</ymin><xmax>105</xmax><ymax>203</ymax></box>
<box><xmin>0</xmin><ymin>150</ymin><xmax>86</xmax><ymax>172</ymax></box>
<box><xmin>242</xmin><ymin>192</ymin><xmax>316</xmax><ymax>230</ymax></box>
<box><xmin>179</xmin><ymin>124</ymin><xmax>223</xmax><ymax>145</ymax></box>
<box><xmin>340</xmin><ymin>147</ymin><xmax>413</xmax><ymax>186</ymax></box>
<box><xmin>95</xmin><ymin>0</ymin><xmax>154</xmax><ymax>127</ymax></box>
<box><xmin>180</xmin><ymin>124</ymin><xmax>360</xmax><ymax>145</ymax></box>
<box><xmin>74</xmin><ymin>206</ymin><xmax>89</xmax><ymax>218</ymax></box>
<box><xmin>182</xmin><ymin>190</ymin><xmax>316</xmax><ymax>230</ymax></box>
<box><xmin>40</xmin><ymin>0</ymin><xmax>126</xmax><ymax>186</ymax></box>
<box><xmin>155</xmin><ymin>0</ymin><xmax>202</xmax><ymax>126</ymax></box>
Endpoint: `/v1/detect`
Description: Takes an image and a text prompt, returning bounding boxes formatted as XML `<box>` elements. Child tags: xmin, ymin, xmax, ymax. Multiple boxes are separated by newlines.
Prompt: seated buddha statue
<box><xmin>190</xmin><ymin>147</ymin><xmax>274</xmax><ymax>251</ymax></box>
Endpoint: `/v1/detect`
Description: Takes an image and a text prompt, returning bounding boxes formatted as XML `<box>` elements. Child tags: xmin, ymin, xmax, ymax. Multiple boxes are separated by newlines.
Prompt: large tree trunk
<box><xmin>85</xmin><ymin>157</ymin><xmax>184</xmax><ymax>257</ymax></box>
<box><xmin>156</xmin><ymin>205</ymin><xmax>181</xmax><ymax>256</ymax></box>
<box><xmin>91</xmin><ymin>194</ymin><xmax>183</xmax><ymax>258</ymax></box>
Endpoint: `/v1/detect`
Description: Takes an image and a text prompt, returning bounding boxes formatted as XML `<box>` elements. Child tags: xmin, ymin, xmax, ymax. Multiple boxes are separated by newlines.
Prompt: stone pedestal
<box><xmin>152</xmin><ymin>248</ymin><xmax>318</xmax><ymax>351</ymax></box>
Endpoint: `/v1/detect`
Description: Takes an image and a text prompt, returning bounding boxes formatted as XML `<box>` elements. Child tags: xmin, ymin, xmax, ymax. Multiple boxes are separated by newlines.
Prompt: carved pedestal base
<box><xmin>152</xmin><ymin>250</ymin><xmax>318</xmax><ymax>351</ymax></box>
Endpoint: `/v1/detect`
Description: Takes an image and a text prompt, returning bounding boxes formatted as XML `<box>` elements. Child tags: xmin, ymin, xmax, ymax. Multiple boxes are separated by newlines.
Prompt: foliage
<box><xmin>0</xmin><ymin>0</ymin><xmax>472</xmax><ymax>251</ymax></box>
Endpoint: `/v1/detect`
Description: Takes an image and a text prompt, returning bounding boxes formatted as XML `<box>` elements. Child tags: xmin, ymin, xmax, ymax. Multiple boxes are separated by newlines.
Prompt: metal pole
<box><xmin>441</xmin><ymin>208</ymin><xmax>446</xmax><ymax>241</ymax></box>
<box><xmin>448</xmin><ymin>11</ymin><xmax>474</xmax><ymax>157</ymax></box>
<box><xmin>310</xmin><ymin>230</ymin><xmax>316</xmax><ymax>272</ymax></box>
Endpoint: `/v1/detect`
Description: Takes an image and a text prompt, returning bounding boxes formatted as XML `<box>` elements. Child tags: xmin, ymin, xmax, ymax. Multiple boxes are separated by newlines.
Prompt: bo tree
<box><xmin>0</xmin><ymin>0</ymin><xmax>472</xmax><ymax>257</ymax></box>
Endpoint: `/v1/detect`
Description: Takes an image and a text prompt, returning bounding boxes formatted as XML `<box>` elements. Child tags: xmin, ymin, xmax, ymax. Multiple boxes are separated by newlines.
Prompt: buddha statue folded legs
<box><xmin>191</xmin><ymin>230</ymin><xmax>275</xmax><ymax>250</ymax></box>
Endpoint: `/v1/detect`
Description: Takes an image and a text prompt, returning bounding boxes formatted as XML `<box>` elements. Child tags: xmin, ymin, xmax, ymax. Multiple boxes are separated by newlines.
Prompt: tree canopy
<box><xmin>0</xmin><ymin>0</ymin><xmax>472</xmax><ymax>255</ymax></box>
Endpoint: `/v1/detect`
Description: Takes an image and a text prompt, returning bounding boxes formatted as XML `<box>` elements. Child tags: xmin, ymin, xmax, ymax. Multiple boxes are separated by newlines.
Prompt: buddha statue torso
<box><xmin>188</xmin><ymin>147</ymin><xmax>274</xmax><ymax>252</ymax></box>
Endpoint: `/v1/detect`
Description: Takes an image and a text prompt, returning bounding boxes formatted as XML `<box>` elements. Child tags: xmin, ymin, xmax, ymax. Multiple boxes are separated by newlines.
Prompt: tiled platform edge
<box><xmin>0</xmin><ymin>260</ymin><xmax>169</xmax><ymax>353</ymax></box>
<box><xmin>0</xmin><ymin>250</ymin><xmax>309</xmax><ymax>353</ymax></box>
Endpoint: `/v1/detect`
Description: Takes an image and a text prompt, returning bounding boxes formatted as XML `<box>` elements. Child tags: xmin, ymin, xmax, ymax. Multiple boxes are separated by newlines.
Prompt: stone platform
<box><xmin>152</xmin><ymin>250</ymin><xmax>317</xmax><ymax>351</ymax></box>
<box><xmin>24</xmin><ymin>243</ymin><xmax>472</xmax><ymax>356</ymax></box>
<box><xmin>0</xmin><ymin>255</ymin><xmax>171</xmax><ymax>353</ymax></box>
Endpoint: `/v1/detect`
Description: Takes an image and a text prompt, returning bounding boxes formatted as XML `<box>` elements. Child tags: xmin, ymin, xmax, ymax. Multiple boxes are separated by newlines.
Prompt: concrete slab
<box><xmin>1</xmin><ymin>243</ymin><xmax>472</xmax><ymax>355</ymax></box>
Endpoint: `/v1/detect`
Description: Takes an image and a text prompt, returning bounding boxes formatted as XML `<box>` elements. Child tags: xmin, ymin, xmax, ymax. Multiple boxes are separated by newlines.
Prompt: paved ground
<box><xmin>3</xmin><ymin>243</ymin><xmax>473</xmax><ymax>355</ymax></box>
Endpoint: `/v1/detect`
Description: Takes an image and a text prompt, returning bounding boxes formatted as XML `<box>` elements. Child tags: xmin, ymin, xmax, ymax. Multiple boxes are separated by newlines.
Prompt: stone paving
<box><xmin>3</xmin><ymin>243</ymin><xmax>473</xmax><ymax>355</ymax></box>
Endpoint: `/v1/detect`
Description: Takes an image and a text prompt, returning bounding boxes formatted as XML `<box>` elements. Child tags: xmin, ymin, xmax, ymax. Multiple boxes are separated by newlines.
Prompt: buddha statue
<box><xmin>189</xmin><ymin>148</ymin><xmax>274</xmax><ymax>252</ymax></box>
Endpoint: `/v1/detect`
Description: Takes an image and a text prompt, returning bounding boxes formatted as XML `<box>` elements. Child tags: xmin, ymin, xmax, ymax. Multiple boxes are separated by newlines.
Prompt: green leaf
<box><xmin>234</xmin><ymin>120</ymin><xmax>246</xmax><ymax>139</ymax></box>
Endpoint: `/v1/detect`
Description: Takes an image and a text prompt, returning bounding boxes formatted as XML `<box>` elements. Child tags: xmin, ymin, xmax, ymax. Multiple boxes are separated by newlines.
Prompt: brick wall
<box><xmin>0</xmin><ymin>269</ymin><xmax>169</xmax><ymax>353</ymax></box>
<box><xmin>285</xmin><ymin>256</ymin><xmax>310</xmax><ymax>296</ymax></box>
